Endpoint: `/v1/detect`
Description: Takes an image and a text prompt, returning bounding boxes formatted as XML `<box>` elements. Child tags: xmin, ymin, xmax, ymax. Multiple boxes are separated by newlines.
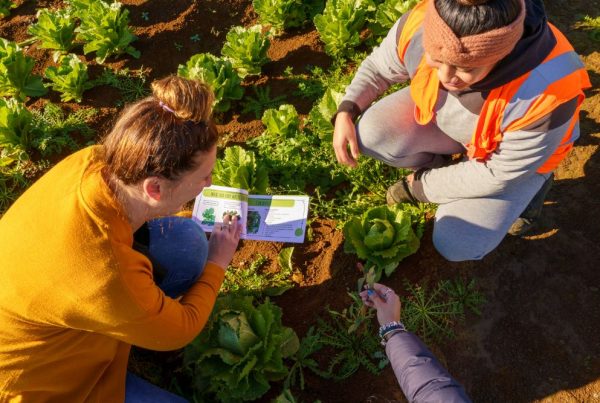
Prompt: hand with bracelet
<box><xmin>359</xmin><ymin>283</ymin><xmax>405</xmax><ymax>346</ymax></box>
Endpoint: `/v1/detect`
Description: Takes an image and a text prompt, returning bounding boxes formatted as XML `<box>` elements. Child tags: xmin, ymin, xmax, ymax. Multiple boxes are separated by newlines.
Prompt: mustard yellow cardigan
<box><xmin>0</xmin><ymin>146</ymin><xmax>224</xmax><ymax>402</ymax></box>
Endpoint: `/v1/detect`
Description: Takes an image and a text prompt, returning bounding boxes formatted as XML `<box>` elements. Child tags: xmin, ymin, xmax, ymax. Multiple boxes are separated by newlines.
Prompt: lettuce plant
<box><xmin>370</xmin><ymin>0</ymin><xmax>418</xmax><ymax>37</ymax></box>
<box><xmin>68</xmin><ymin>0</ymin><xmax>140</xmax><ymax>64</ymax></box>
<box><xmin>261</xmin><ymin>104</ymin><xmax>300</xmax><ymax>138</ymax></box>
<box><xmin>314</xmin><ymin>0</ymin><xmax>376</xmax><ymax>58</ymax></box>
<box><xmin>307</xmin><ymin>87</ymin><xmax>344</xmax><ymax>141</ymax></box>
<box><xmin>28</xmin><ymin>8</ymin><xmax>77</xmax><ymax>60</ymax></box>
<box><xmin>212</xmin><ymin>146</ymin><xmax>269</xmax><ymax>194</ymax></box>
<box><xmin>178</xmin><ymin>53</ymin><xmax>244</xmax><ymax>113</ymax></box>
<box><xmin>0</xmin><ymin>0</ymin><xmax>16</xmax><ymax>19</ymax></box>
<box><xmin>0</xmin><ymin>98</ymin><xmax>35</xmax><ymax>155</ymax></box>
<box><xmin>222</xmin><ymin>25</ymin><xmax>271</xmax><ymax>78</ymax></box>
<box><xmin>343</xmin><ymin>203</ymin><xmax>423</xmax><ymax>280</ymax></box>
<box><xmin>44</xmin><ymin>54</ymin><xmax>93</xmax><ymax>102</ymax></box>
<box><xmin>252</xmin><ymin>0</ymin><xmax>306</xmax><ymax>34</ymax></box>
<box><xmin>0</xmin><ymin>39</ymin><xmax>47</xmax><ymax>101</ymax></box>
<box><xmin>184</xmin><ymin>295</ymin><xmax>299</xmax><ymax>402</ymax></box>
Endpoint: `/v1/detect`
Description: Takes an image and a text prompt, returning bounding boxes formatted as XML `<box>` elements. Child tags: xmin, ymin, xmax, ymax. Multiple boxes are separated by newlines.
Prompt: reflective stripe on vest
<box><xmin>396</xmin><ymin>3</ymin><xmax>591</xmax><ymax>173</ymax></box>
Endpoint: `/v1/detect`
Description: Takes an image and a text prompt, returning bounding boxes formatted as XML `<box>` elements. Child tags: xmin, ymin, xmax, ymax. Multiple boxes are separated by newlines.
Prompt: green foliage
<box><xmin>201</xmin><ymin>207</ymin><xmax>216</xmax><ymax>225</ymax></box>
<box><xmin>44</xmin><ymin>54</ymin><xmax>93</xmax><ymax>102</ymax></box>
<box><xmin>0</xmin><ymin>165</ymin><xmax>29</xmax><ymax>215</ymax></box>
<box><xmin>0</xmin><ymin>39</ymin><xmax>47</xmax><ymax>101</ymax></box>
<box><xmin>442</xmin><ymin>278</ymin><xmax>486</xmax><ymax>316</ymax></box>
<box><xmin>314</xmin><ymin>292</ymin><xmax>387</xmax><ymax>380</ymax></box>
<box><xmin>222</xmin><ymin>250</ymin><xmax>295</xmax><ymax>296</ymax></box>
<box><xmin>252</xmin><ymin>0</ymin><xmax>306</xmax><ymax>34</ymax></box>
<box><xmin>0</xmin><ymin>0</ymin><xmax>16</xmax><ymax>19</ymax></box>
<box><xmin>212</xmin><ymin>146</ymin><xmax>270</xmax><ymax>194</ymax></box>
<box><xmin>178</xmin><ymin>53</ymin><xmax>244</xmax><ymax>113</ymax></box>
<box><xmin>343</xmin><ymin>203</ymin><xmax>423</xmax><ymax>281</ymax></box>
<box><xmin>0</xmin><ymin>98</ymin><xmax>36</xmax><ymax>156</ymax></box>
<box><xmin>284</xmin><ymin>327</ymin><xmax>324</xmax><ymax>390</ymax></box>
<box><xmin>92</xmin><ymin>67</ymin><xmax>149</xmax><ymax>106</ymax></box>
<box><xmin>30</xmin><ymin>102</ymin><xmax>96</xmax><ymax>157</ymax></box>
<box><xmin>262</xmin><ymin>104</ymin><xmax>300</xmax><ymax>138</ymax></box>
<box><xmin>184</xmin><ymin>295</ymin><xmax>299</xmax><ymax>402</ymax></box>
<box><xmin>68</xmin><ymin>0</ymin><xmax>140</xmax><ymax>63</ymax></box>
<box><xmin>578</xmin><ymin>15</ymin><xmax>600</xmax><ymax>41</ymax></box>
<box><xmin>402</xmin><ymin>278</ymin><xmax>485</xmax><ymax>343</ymax></box>
<box><xmin>241</xmin><ymin>85</ymin><xmax>286</xmax><ymax>119</ymax></box>
<box><xmin>221</xmin><ymin>25</ymin><xmax>271</xmax><ymax>78</ymax></box>
<box><xmin>306</xmin><ymin>87</ymin><xmax>344</xmax><ymax>141</ymax></box>
<box><xmin>369</xmin><ymin>0</ymin><xmax>417</xmax><ymax>37</ymax></box>
<box><xmin>28</xmin><ymin>8</ymin><xmax>77</xmax><ymax>59</ymax></box>
<box><xmin>314</xmin><ymin>0</ymin><xmax>376</xmax><ymax>59</ymax></box>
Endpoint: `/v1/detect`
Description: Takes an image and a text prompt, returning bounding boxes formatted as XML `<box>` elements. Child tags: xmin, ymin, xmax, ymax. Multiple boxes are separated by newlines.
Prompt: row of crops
<box><xmin>11</xmin><ymin>0</ymin><xmax>600</xmax><ymax>401</ymax></box>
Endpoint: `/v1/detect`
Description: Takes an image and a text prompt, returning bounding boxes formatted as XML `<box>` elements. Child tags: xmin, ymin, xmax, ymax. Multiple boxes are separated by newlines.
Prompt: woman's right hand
<box><xmin>360</xmin><ymin>283</ymin><xmax>401</xmax><ymax>326</ymax></box>
<box><xmin>207</xmin><ymin>214</ymin><xmax>242</xmax><ymax>270</ymax></box>
<box><xmin>333</xmin><ymin>111</ymin><xmax>360</xmax><ymax>168</ymax></box>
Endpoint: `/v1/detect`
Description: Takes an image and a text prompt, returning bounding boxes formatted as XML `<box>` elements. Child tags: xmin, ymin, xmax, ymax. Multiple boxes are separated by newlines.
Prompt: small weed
<box><xmin>577</xmin><ymin>15</ymin><xmax>600</xmax><ymax>41</ymax></box>
<box><xmin>93</xmin><ymin>68</ymin><xmax>150</xmax><ymax>106</ymax></box>
<box><xmin>241</xmin><ymin>85</ymin><xmax>287</xmax><ymax>118</ymax></box>
<box><xmin>141</xmin><ymin>11</ymin><xmax>150</xmax><ymax>22</ymax></box>
<box><xmin>190</xmin><ymin>34</ymin><xmax>201</xmax><ymax>42</ymax></box>
<box><xmin>285</xmin><ymin>327</ymin><xmax>325</xmax><ymax>390</ymax></box>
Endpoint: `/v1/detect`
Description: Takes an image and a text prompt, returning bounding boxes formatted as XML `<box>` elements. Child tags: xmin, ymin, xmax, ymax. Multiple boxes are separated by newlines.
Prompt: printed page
<box><xmin>245</xmin><ymin>195</ymin><xmax>309</xmax><ymax>243</ymax></box>
<box><xmin>192</xmin><ymin>185</ymin><xmax>248</xmax><ymax>236</ymax></box>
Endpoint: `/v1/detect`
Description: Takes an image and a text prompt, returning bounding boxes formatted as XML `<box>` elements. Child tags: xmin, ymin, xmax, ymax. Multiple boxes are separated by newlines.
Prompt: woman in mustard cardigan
<box><xmin>0</xmin><ymin>76</ymin><xmax>240</xmax><ymax>401</ymax></box>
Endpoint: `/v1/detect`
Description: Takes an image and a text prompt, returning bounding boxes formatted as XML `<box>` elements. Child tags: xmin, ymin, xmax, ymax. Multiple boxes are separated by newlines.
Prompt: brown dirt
<box><xmin>2</xmin><ymin>0</ymin><xmax>600</xmax><ymax>402</ymax></box>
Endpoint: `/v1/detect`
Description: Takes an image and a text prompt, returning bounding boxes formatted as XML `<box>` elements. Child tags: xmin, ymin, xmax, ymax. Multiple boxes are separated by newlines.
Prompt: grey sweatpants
<box><xmin>356</xmin><ymin>89</ymin><xmax>547</xmax><ymax>261</ymax></box>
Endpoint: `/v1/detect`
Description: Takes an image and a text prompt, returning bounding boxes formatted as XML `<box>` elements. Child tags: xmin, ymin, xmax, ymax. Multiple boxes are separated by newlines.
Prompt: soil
<box><xmin>2</xmin><ymin>0</ymin><xmax>599</xmax><ymax>402</ymax></box>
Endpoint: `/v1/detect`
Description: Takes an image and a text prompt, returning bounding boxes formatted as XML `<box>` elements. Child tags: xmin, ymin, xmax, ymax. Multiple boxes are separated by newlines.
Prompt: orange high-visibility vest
<box><xmin>397</xmin><ymin>1</ymin><xmax>591</xmax><ymax>173</ymax></box>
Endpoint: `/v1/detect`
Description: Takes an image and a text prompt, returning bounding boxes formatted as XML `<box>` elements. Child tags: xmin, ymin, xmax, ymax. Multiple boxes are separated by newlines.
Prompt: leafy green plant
<box><xmin>262</xmin><ymin>104</ymin><xmax>301</xmax><ymax>138</ymax></box>
<box><xmin>222</xmin><ymin>250</ymin><xmax>296</xmax><ymax>296</ymax></box>
<box><xmin>241</xmin><ymin>85</ymin><xmax>286</xmax><ymax>118</ymax></box>
<box><xmin>68</xmin><ymin>0</ymin><xmax>140</xmax><ymax>63</ymax></box>
<box><xmin>402</xmin><ymin>280</ymin><xmax>463</xmax><ymax>343</ymax></box>
<box><xmin>184</xmin><ymin>295</ymin><xmax>299</xmax><ymax>402</ymax></box>
<box><xmin>178</xmin><ymin>53</ymin><xmax>244</xmax><ymax>113</ymax></box>
<box><xmin>247</xmin><ymin>210</ymin><xmax>261</xmax><ymax>234</ymax></box>
<box><xmin>306</xmin><ymin>87</ymin><xmax>344</xmax><ymax>141</ymax></box>
<box><xmin>314</xmin><ymin>0</ymin><xmax>376</xmax><ymax>58</ymax></box>
<box><xmin>0</xmin><ymin>39</ymin><xmax>47</xmax><ymax>100</ymax></box>
<box><xmin>578</xmin><ymin>15</ymin><xmax>600</xmax><ymax>41</ymax></box>
<box><xmin>221</xmin><ymin>25</ymin><xmax>271</xmax><ymax>78</ymax></box>
<box><xmin>28</xmin><ymin>8</ymin><xmax>77</xmax><ymax>60</ymax></box>
<box><xmin>0</xmin><ymin>98</ymin><xmax>36</xmax><ymax>155</ymax></box>
<box><xmin>442</xmin><ymin>278</ymin><xmax>486</xmax><ymax>316</ymax></box>
<box><xmin>30</xmin><ymin>102</ymin><xmax>96</xmax><ymax>157</ymax></box>
<box><xmin>92</xmin><ymin>67</ymin><xmax>149</xmax><ymax>106</ymax></box>
<box><xmin>369</xmin><ymin>0</ymin><xmax>417</xmax><ymax>37</ymax></box>
<box><xmin>343</xmin><ymin>203</ymin><xmax>423</xmax><ymax>281</ymax></box>
<box><xmin>252</xmin><ymin>0</ymin><xmax>306</xmax><ymax>34</ymax></box>
<box><xmin>212</xmin><ymin>146</ymin><xmax>270</xmax><ymax>194</ymax></box>
<box><xmin>201</xmin><ymin>207</ymin><xmax>216</xmax><ymax>225</ymax></box>
<box><xmin>285</xmin><ymin>326</ymin><xmax>325</xmax><ymax>390</ymax></box>
<box><xmin>0</xmin><ymin>0</ymin><xmax>16</xmax><ymax>19</ymax></box>
<box><xmin>44</xmin><ymin>54</ymin><xmax>93</xmax><ymax>102</ymax></box>
<box><xmin>314</xmin><ymin>292</ymin><xmax>387</xmax><ymax>380</ymax></box>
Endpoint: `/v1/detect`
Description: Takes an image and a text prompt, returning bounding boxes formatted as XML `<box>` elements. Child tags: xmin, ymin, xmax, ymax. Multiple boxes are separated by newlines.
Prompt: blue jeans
<box><xmin>126</xmin><ymin>216</ymin><xmax>208</xmax><ymax>402</ymax></box>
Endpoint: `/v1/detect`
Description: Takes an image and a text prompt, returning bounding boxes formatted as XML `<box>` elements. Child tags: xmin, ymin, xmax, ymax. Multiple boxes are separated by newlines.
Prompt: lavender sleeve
<box><xmin>386</xmin><ymin>332</ymin><xmax>471</xmax><ymax>403</ymax></box>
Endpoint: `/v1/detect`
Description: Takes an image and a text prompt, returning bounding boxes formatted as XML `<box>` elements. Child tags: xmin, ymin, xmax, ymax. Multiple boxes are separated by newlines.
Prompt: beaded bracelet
<box><xmin>378</xmin><ymin>321</ymin><xmax>406</xmax><ymax>338</ymax></box>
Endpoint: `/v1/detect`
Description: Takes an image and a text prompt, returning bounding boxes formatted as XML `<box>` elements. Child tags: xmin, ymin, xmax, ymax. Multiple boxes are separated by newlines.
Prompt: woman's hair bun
<box><xmin>456</xmin><ymin>0</ymin><xmax>490</xmax><ymax>5</ymax></box>
<box><xmin>151</xmin><ymin>75</ymin><xmax>214</xmax><ymax>123</ymax></box>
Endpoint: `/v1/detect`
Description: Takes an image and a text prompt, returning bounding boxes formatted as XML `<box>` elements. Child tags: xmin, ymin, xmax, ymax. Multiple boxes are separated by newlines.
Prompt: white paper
<box><xmin>192</xmin><ymin>185</ymin><xmax>309</xmax><ymax>243</ymax></box>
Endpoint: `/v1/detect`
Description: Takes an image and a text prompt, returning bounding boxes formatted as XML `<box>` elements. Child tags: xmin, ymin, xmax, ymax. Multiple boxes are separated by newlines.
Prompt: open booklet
<box><xmin>191</xmin><ymin>185</ymin><xmax>309</xmax><ymax>243</ymax></box>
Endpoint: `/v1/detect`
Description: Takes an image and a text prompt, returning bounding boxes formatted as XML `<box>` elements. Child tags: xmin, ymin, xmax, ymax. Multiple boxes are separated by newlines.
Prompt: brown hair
<box><xmin>102</xmin><ymin>75</ymin><xmax>218</xmax><ymax>185</ymax></box>
<box><xmin>435</xmin><ymin>0</ymin><xmax>522</xmax><ymax>37</ymax></box>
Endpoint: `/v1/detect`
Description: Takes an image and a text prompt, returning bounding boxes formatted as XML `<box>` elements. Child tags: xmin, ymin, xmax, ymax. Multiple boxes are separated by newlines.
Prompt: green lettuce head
<box><xmin>184</xmin><ymin>295</ymin><xmax>299</xmax><ymax>402</ymax></box>
<box><xmin>343</xmin><ymin>204</ymin><xmax>423</xmax><ymax>280</ymax></box>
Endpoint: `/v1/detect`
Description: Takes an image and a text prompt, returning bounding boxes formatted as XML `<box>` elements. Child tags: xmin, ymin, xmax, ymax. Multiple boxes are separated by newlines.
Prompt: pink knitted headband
<box><xmin>423</xmin><ymin>0</ymin><xmax>526</xmax><ymax>68</ymax></box>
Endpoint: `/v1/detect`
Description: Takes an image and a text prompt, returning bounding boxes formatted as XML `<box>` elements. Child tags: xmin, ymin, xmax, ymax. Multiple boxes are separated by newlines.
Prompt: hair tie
<box><xmin>159</xmin><ymin>100</ymin><xmax>175</xmax><ymax>114</ymax></box>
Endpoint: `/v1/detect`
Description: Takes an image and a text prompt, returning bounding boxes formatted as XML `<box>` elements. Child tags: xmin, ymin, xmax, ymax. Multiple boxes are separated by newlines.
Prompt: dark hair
<box><xmin>102</xmin><ymin>75</ymin><xmax>219</xmax><ymax>185</ymax></box>
<box><xmin>435</xmin><ymin>0</ymin><xmax>522</xmax><ymax>37</ymax></box>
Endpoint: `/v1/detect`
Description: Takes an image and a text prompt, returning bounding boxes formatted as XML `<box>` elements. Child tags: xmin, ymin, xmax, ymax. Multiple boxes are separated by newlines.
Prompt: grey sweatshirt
<box><xmin>338</xmin><ymin>1</ymin><xmax>579</xmax><ymax>203</ymax></box>
<box><xmin>386</xmin><ymin>331</ymin><xmax>471</xmax><ymax>402</ymax></box>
